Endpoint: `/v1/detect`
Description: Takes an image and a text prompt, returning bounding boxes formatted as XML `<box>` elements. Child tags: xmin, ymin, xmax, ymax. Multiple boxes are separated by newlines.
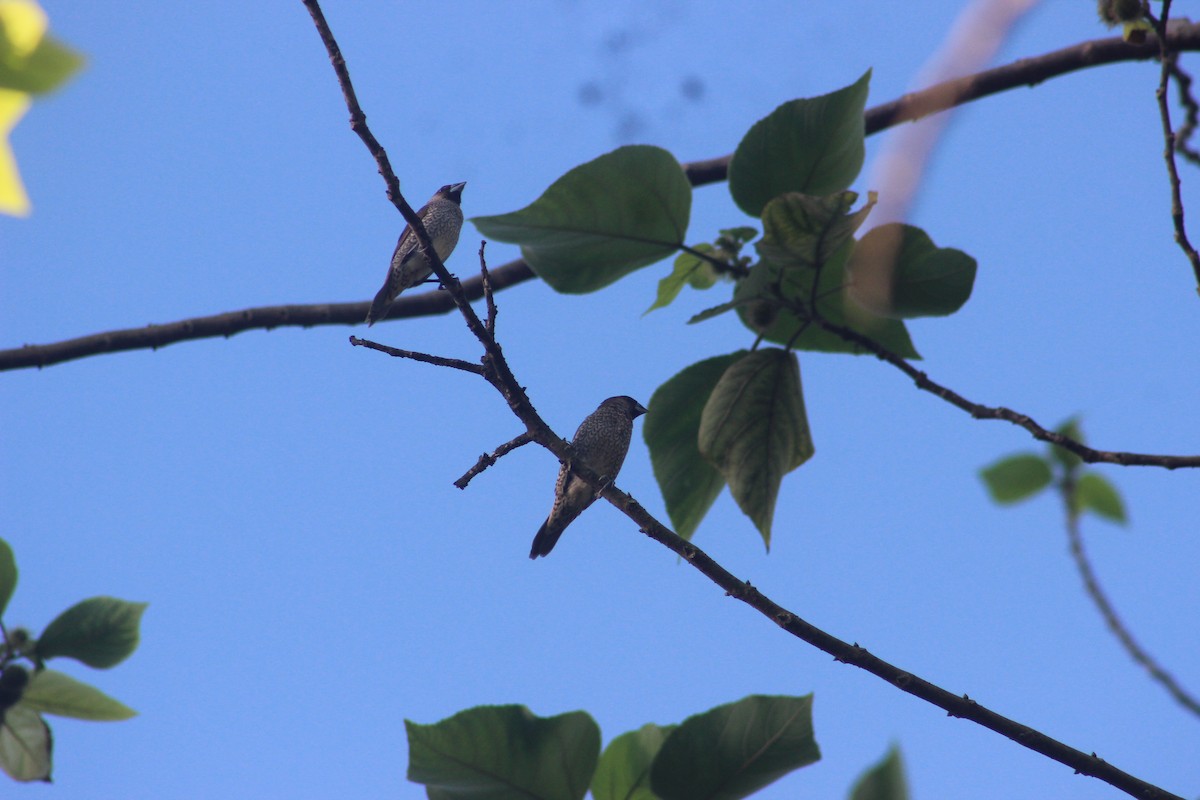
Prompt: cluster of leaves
<box><xmin>0</xmin><ymin>0</ymin><xmax>84</xmax><ymax>216</ymax></box>
<box><xmin>979</xmin><ymin>418</ymin><xmax>1128</xmax><ymax>524</ymax></box>
<box><xmin>0</xmin><ymin>538</ymin><xmax>145</xmax><ymax>782</ymax></box>
<box><xmin>474</xmin><ymin>72</ymin><xmax>978</xmax><ymax>548</ymax></box>
<box><xmin>405</xmin><ymin>693</ymin><xmax>908</xmax><ymax>800</ymax></box>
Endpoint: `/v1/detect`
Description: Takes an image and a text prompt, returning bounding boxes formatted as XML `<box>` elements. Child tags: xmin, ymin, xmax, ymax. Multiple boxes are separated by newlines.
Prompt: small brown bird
<box><xmin>530</xmin><ymin>395</ymin><xmax>648</xmax><ymax>559</ymax></box>
<box><xmin>365</xmin><ymin>182</ymin><xmax>466</xmax><ymax>326</ymax></box>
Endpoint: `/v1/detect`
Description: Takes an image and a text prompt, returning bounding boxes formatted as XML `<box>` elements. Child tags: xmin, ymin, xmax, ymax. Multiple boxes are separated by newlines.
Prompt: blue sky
<box><xmin>3</xmin><ymin>2</ymin><xmax>1199</xmax><ymax>798</ymax></box>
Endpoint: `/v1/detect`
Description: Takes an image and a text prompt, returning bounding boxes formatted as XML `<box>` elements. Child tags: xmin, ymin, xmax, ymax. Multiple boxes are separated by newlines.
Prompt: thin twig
<box><xmin>811</xmin><ymin>315</ymin><xmax>1200</xmax><ymax>468</ymax></box>
<box><xmin>454</xmin><ymin>432</ymin><xmax>533</xmax><ymax>489</ymax></box>
<box><xmin>8</xmin><ymin>23</ymin><xmax>1200</xmax><ymax>373</ymax></box>
<box><xmin>1168</xmin><ymin>60</ymin><xmax>1200</xmax><ymax>165</ymax></box>
<box><xmin>348</xmin><ymin>336</ymin><xmax>482</xmax><ymax>374</ymax></box>
<box><xmin>479</xmin><ymin>242</ymin><xmax>497</xmax><ymax>334</ymax></box>
<box><xmin>1061</xmin><ymin>486</ymin><xmax>1200</xmax><ymax>720</ymax></box>
<box><xmin>304</xmin><ymin>5</ymin><xmax>1188</xmax><ymax>797</ymax></box>
<box><xmin>1149</xmin><ymin>4</ymin><xmax>1200</xmax><ymax>289</ymax></box>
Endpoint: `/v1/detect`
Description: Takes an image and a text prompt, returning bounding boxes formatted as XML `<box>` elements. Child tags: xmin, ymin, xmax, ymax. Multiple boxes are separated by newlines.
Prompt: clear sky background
<box><xmin>3</xmin><ymin>2</ymin><xmax>1199</xmax><ymax>798</ymax></box>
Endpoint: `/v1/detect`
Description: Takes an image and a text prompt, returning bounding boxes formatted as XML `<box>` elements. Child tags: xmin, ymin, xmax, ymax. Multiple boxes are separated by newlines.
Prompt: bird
<box><xmin>365</xmin><ymin>182</ymin><xmax>466</xmax><ymax>326</ymax></box>
<box><xmin>530</xmin><ymin>395</ymin><xmax>648</xmax><ymax>559</ymax></box>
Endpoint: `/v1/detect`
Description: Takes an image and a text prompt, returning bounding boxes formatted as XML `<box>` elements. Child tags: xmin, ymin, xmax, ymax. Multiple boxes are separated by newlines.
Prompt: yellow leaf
<box><xmin>0</xmin><ymin>88</ymin><xmax>31</xmax><ymax>216</ymax></box>
<box><xmin>0</xmin><ymin>0</ymin><xmax>49</xmax><ymax>58</ymax></box>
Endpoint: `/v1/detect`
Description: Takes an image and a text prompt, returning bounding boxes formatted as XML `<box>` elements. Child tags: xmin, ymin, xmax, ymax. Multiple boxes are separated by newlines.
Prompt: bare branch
<box><xmin>8</xmin><ymin>23</ymin><xmax>1200</xmax><ymax>372</ymax></box>
<box><xmin>479</xmin><ymin>241</ymin><xmax>498</xmax><ymax>334</ymax></box>
<box><xmin>454</xmin><ymin>432</ymin><xmax>534</xmax><ymax>489</ymax></box>
<box><xmin>348</xmin><ymin>336</ymin><xmax>482</xmax><ymax>374</ymax></box>
<box><xmin>812</xmin><ymin>316</ymin><xmax>1200</xmax><ymax>468</ymax></box>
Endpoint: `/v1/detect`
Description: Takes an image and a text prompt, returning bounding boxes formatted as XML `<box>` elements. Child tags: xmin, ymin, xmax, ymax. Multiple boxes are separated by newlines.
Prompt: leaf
<box><xmin>36</xmin><ymin>596</ymin><xmax>147</xmax><ymax>669</ymax></box>
<box><xmin>0</xmin><ymin>705</ymin><xmax>51</xmax><ymax>782</ymax></box>
<box><xmin>406</xmin><ymin>705</ymin><xmax>600</xmax><ymax>800</ymax></box>
<box><xmin>1077</xmin><ymin>473</ymin><xmax>1128</xmax><ymax>525</ymax></box>
<box><xmin>644</xmin><ymin>353</ymin><xmax>747</xmax><ymax>540</ymax></box>
<box><xmin>729</xmin><ymin>70</ymin><xmax>870</xmax><ymax>217</ymax></box>
<box><xmin>646</xmin><ymin>246</ymin><xmax>720</xmax><ymax>313</ymax></box>
<box><xmin>650</xmin><ymin>695</ymin><xmax>819</xmax><ymax>800</ymax></box>
<box><xmin>0</xmin><ymin>537</ymin><xmax>16</xmax><ymax>617</ymax></box>
<box><xmin>20</xmin><ymin>669</ymin><xmax>136</xmax><ymax>721</ymax></box>
<box><xmin>735</xmin><ymin>245</ymin><xmax>921</xmax><ymax>358</ymax></box>
<box><xmin>0</xmin><ymin>2</ymin><xmax>84</xmax><ymax>95</ymax></box>
<box><xmin>472</xmin><ymin>145</ymin><xmax>691</xmax><ymax>293</ymax></box>
<box><xmin>1050</xmin><ymin>416</ymin><xmax>1085</xmax><ymax>471</ymax></box>
<box><xmin>849</xmin><ymin>745</ymin><xmax>909</xmax><ymax>800</ymax></box>
<box><xmin>592</xmin><ymin>723</ymin><xmax>676</xmax><ymax>800</ymax></box>
<box><xmin>0</xmin><ymin>88</ymin><xmax>31</xmax><ymax>216</ymax></box>
<box><xmin>979</xmin><ymin>454</ymin><xmax>1052</xmax><ymax>504</ymax></box>
<box><xmin>698</xmin><ymin>350</ymin><xmax>814</xmax><ymax>546</ymax></box>
<box><xmin>688</xmin><ymin>297</ymin><xmax>756</xmax><ymax>325</ymax></box>
<box><xmin>757</xmin><ymin>191</ymin><xmax>876</xmax><ymax>271</ymax></box>
<box><xmin>847</xmin><ymin>223</ymin><xmax>977</xmax><ymax>318</ymax></box>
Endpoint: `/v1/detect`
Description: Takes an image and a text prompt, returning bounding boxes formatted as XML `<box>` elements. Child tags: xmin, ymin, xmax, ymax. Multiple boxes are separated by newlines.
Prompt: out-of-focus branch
<box><xmin>7</xmin><ymin>23</ymin><xmax>1200</xmax><ymax>373</ymax></box>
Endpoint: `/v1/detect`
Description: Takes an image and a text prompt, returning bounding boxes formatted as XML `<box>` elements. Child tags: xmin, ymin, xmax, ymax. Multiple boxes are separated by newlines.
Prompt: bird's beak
<box><xmin>450</xmin><ymin>181</ymin><xmax>467</xmax><ymax>193</ymax></box>
<box><xmin>634</xmin><ymin>402</ymin><xmax>648</xmax><ymax>417</ymax></box>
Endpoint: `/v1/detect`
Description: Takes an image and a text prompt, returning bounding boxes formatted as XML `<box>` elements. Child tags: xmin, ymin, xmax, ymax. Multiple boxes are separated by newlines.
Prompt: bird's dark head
<box><xmin>437</xmin><ymin>182</ymin><xmax>467</xmax><ymax>204</ymax></box>
<box><xmin>603</xmin><ymin>395</ymin><xmax>648</xmax><ymax>419</ymax></box>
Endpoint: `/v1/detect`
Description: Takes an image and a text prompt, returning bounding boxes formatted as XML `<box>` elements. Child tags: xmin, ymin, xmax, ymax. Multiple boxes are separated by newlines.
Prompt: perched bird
<box><xmin>530</xmin><ymin>395</ymin><xmax>648</xmax><ymax>559</ymax></box>
<box><xmin>365</xmin><ymin>182</ymin><xmax>466</xmax><ymax>326</ymax></box>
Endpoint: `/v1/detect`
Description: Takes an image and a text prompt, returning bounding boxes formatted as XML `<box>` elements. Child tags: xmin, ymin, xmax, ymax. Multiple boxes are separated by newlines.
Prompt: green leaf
<box><xmin>847</xmin><ymin>223</ymin><xmax>977</xmax><ymax>318</ymax></box>
<box><xmin>647</xmin><ymin>246</ymin><xmax>720</xmax><ymax>313</ymax></box>
<box><xmin>1077</xmin><ymin>473</ymin><xmax>1128</xmax><ymax>525</ymax></box>
<box><xmin>472</xmin><ymin>145</ymin><xmax>691</xmax><ymax>293</ymax></box>
<box><xmin>0</xmin><ymin>3</ymin><xmax>84</xmax><ymax>95</ymax></box>
<box><xmin>979</xmin><ymin>454</ymin><xmax>1053</xmax><ymax>504</ymax></box>
<box><xmin>592</xmin><ymin>723</ymin><xmax>676</xmax><ymax>800</ymax></box>
<box><xmin>0</xmin><ymin>537</ymin><xmax>16</xmax><ymax>618</ymax></box>
<box><xmin>699</xmin><ymin>350</ymin><xmax>814</xmax><ymax>546</ymax></box>
<box><xmin>20</xmin><ymin>669</ymin><xmax>135</xmax><ymax>721</ymax></box>
<box><xmin>645</xmin><ymin>353</ymin><xmax>747</xmax><ymax>540</ymax></box>
<box><xmin>407</xmin><ymin>705</ymin><xmax>601</xmax><ymax>800</ymax></box>
<box><xmin>0</xmin><ymin>705</ymin><xmax>51</xmax><ymax>782</ymax></box>
<box><xmin>688</xmin><ymin>297</ymin><xmax>756</xmax><ymax>325</ymax></box>
<box><xmin>1050</xmin><ymin>417</ymin><xmax>1085</xmax><ymax>471</ymax></box>
<box><xmin>729</xmin><ymin>70</ymin><xmax>870</xmax><ymax>217</ymax></box>
<box><xmin>849</xmin><ymin>745</ymin><xmax>909</xmax><ymax>800</ymax></box>
<box><xmin>735</xmin><ymin>245</ymin><xmax>921</xmax><ymax>358</ymax></box>
<box><xmin>36</xmin><ymin>596</ymin><xmax>147</xmax><ymax>669</ymax></box>
<box><xmin>650</xmin><ymin>695</ymin><xmax>819</xmax><ymax>800</ymax></box>
<box><xmin>757</xmin><ymin>191</ymin><xmax>876</xmax><ymax>271</ymax></box>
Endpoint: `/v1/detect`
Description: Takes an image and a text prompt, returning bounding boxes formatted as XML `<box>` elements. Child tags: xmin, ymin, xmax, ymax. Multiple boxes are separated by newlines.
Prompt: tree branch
<box><xmin>7</xmin><ymin>23</ymin><xmax>1200</xmax><ymax>373</ymax></box>
<box><xmin>305</xmin><ymin>5</ymin><xmax>1188</xmax><ymax>797</ymax></box>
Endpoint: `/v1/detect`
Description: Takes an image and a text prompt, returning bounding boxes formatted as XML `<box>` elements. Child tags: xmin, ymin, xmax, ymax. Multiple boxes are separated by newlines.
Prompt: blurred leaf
<box><xmin>1050</xmin><ymin>417</ymin><xmax>1085</xmax><ymax>471</ymax></box>
<box><xmin>0</xmin><ymin>1</ymin><xmax>84</xmax><ymax>95</ymax></box>
<box><xmin>472</xmin><ymin>145</ymin><xmax>691</xmax><ymax>293</ymax></box>
<box><xmin>647</xmin><ymin>246</ymin><xmax>720</xmax><ymax>313</ymax></box>
<box><xmin>650</xmin><ymin>694</ymin><xmax>819</xmax><ymax>800</ymax></box>
<box><xmin>407</xmin><ymin>705</ymin><xmax>600</xmax><ymax>800</ymax></box>
<box><xmin>0</xmin><ymin>537</ymin><xmax>15</xmax><ymax>617</ymax></box>
<box><xmin>720</xmin><ymin>226</ymin><xmax>758</xmax><ymax>245</ymax></box>
<box><xmin>36</xmin><ymin>596</ymin><xmax>147</xmax><ymax>668</ymax></box>
<box><xmin>699</xmin><ymin>350</ymin><xmax>814</xmax><ymax>547</ymax></box>
<box><xmin>0</xmin><ymin>88</ymin><xmax>30</xmax><ymax>216</ymax></box>
<box><xmin>1077</xmin><ymin>473</ymin><xmax>1128</xmax><ymax>525</ymax></box>
<box><xmin>592</xmin><ymin>723</ymin><xmax>676</xmax><ymax>800</ymax></box>
<box><xmin>757</xmin><ymin>191</ymin><xmax>875</xmax><ymax>271</ymax></box>
<box><xmin>735</xmin><ymin>244</ymin><xmax>921</xmax><ymax>358</ymax></box>
<box><xmin>645</xmin><ymin>353</ymin><xmax>746</xmax><ymax>540</ymax></box>
<box><xmin>0</xmin><ymin>705</ymin><xmax>50</xmax><ymax>782</ymax></box>
<box><xmin>979</xmin><ymin>454</ymin><xmax>1052</xmax><ymax>504</ymax></box>
<box><xmin>688</xmin><ymin>297</ymin><xmax>756</xmax><ymax>325</ymax></box>
<box><xmin>847</xmin><ymin>223</ymin><xmax>977</xmax><ymax>318</ymax></box>
<box><xmin>729</xmin><ymin>71</ymin><xmax>871</xmax><ymax>217</ymax></box>
<box><xmin>849</xmin><ymin>745</ymin><xmax>909</xmax><ymax>800</ymax></box>
<box><xmin>20</xmin><ymin>669</ymin><xmax>135</xmax><ymax>721</ymax></box>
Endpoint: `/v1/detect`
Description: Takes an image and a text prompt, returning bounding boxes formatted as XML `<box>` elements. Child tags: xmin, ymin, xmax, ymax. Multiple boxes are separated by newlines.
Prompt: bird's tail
<box><xmin>365</xmin><ymin>282</ymin><xmax>394</xmax><ymax>326</ymax></box>
<box><xmin>529</xmin><ymin>519</ymin><xmax>564</xmax><ymax>559</ymax></box>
